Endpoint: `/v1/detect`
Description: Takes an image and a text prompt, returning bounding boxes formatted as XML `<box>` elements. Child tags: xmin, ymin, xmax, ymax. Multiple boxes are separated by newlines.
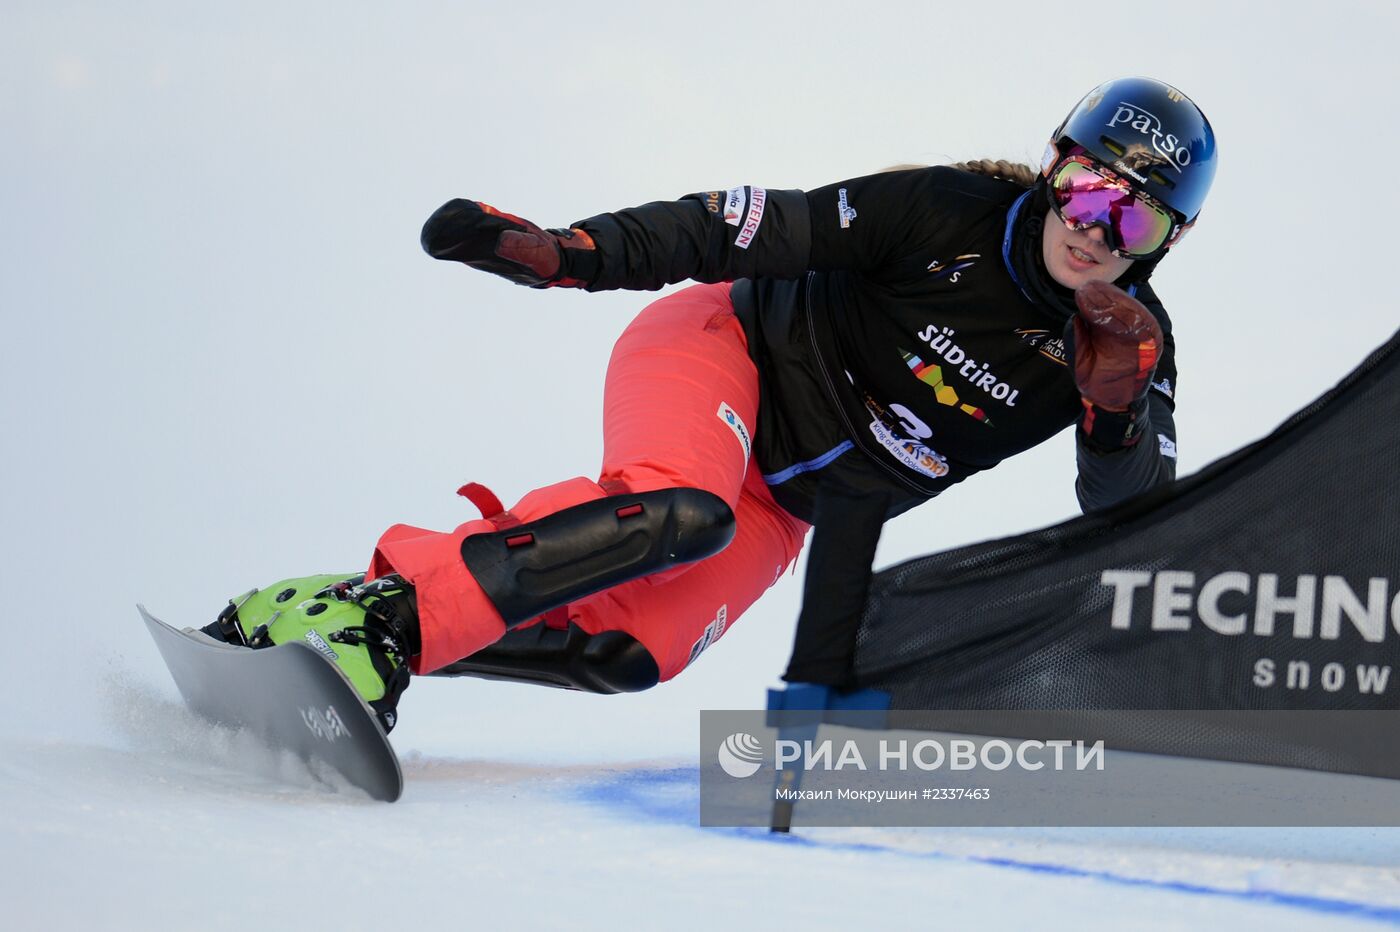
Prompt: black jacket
<box><xmin>573</xmin><ymin>167</ymin><xmax>1178</xmax><ymax>524</ymax></box>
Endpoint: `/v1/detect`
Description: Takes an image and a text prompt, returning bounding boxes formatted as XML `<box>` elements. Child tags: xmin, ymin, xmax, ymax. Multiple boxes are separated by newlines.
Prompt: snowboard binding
<box><xmin>203</xmin><ymin>574</ymin><xmax>418</xmax><ymax>732</ymax></box>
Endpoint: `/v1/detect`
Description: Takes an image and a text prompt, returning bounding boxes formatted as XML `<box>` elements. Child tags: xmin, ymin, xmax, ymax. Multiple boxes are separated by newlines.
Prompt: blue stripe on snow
<box><xmin>574</xmin><ymin>767</ymin><xmax>1400</xmax><ymax>927</ymax></box>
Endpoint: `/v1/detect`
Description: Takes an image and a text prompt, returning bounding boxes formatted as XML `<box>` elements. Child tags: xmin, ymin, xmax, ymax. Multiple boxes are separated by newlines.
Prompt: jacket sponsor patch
<box><xmin>837</xmin><ymin>187</ymin><xmax>857</xmax><ymax>228</ymax></box>
<box><xmin>1158</xmin><ymin>434</ymin><xmax>1178</xmax><ymax>459</ymax></box>
<box><xmin>686</xmin><ymin>604</ymin><xmax>728</xmax><ymax>667</ymax></box>
<box><xmin>1151</xmin><ymin>377</ymin><xmax>1174</xmax><ymax>399</ymax></box>
<box><xmin>718</xmin><ymin>402</ymin><xmax>752</xmax><ymax>473</ymax></box>
<box><xmin>867</xmin><ymin>417</ymin><xmax>949</xmax><ymax>479</ymax></box>
<box><xmin>724</xmin><ymin>187</ymin><xmax>746</xmax><ymax>226</ymax></box>
<box><xmin>734</xmin><ymin>186</ymin><xmax>766</xmax><ymax>249</ymax></box>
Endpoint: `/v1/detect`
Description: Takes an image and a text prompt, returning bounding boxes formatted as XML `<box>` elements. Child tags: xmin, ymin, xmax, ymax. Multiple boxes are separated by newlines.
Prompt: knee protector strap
<box><xmin>428</xmin><ymin>623</ymin><xmax>660</xmax><ymax>694</ymax></box>
<box><xmin>460</xmin><ymin>487</ymin><xmax>735</xmax><ymax>626</ymax></box>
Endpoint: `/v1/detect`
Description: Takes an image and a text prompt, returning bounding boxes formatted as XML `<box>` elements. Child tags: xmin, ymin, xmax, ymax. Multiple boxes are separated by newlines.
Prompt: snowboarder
<box><xmin>203</xmin><ymin>77</ymin><xmax>1217</xmax><ymax>732</ymax></box>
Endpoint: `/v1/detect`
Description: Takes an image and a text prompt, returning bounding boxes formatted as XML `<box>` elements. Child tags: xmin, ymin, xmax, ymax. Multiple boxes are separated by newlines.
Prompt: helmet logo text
<box><xmin>1107</xmin><ymin>103</ymin><xmax>1191</xmax><ymax>173</ymax></box>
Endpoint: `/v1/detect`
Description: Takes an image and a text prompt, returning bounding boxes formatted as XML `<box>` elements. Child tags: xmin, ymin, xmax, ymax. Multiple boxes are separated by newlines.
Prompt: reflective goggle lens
<box><xmin>1050</xmin><ymin>158</ymin><xmax>1175</xmax><ymax>259</ymax></box>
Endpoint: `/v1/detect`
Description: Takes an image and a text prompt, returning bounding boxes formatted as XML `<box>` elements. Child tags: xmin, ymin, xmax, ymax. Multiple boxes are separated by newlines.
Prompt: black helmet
<box><xmin>1045</xmin><ymin>76</ymin><xmax>1217</xmax><ymax>225</ymax></box>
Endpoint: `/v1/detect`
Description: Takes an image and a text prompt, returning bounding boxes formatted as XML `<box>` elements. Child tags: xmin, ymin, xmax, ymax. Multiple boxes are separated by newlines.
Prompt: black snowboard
<box><xmin>139</xmin><ymin>605</ymin><xmax>403</xmax><ymax>802</ymax></box>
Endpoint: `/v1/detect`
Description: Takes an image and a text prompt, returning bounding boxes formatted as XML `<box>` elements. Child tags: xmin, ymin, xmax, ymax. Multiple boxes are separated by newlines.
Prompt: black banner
<box><xmin>850</xmin><ymin>330</ymin><xmax>1400</xmax><ymax>772</ymax></box>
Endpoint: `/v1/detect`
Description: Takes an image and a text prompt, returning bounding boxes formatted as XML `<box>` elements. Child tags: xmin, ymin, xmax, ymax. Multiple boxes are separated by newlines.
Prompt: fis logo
<box><xmin>718</xmin><ymin>733</ymin><xmax>764</xmax><ymax>778</ymax></box>
<box><xmin>926</xmin><ymin>254</ymin><xmax>979</xmax><ymax>283</ymax></box>
<box><xmin>1015</xmin><ymin>328</ymin><xmax>1068</xmax><ymax>366</ymax></box>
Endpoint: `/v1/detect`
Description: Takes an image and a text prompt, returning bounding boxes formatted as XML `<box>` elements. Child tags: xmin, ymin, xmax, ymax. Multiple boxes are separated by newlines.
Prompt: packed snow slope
<box><xmin>4</xmin><ymin>662</ymin><xmax>1399</xmax><ymax>931</ymax></box>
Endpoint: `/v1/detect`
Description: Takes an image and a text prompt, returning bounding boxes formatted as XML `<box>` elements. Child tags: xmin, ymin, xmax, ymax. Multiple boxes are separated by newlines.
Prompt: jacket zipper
<box><xmin>802</xmin><ymin>271</ymin><xmax>934</xmax><ymax>497</ymax></box>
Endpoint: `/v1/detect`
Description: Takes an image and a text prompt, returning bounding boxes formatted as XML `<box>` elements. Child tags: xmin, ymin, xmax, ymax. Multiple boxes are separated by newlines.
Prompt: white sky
<box><xmin>4</xmin><ymin>1</ymin><xmax>1397</xmax><ymax>754</ymax></box>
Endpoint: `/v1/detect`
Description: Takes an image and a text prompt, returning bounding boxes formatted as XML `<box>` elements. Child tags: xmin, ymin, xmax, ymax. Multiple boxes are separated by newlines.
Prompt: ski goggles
<box><xmin>1048</xmin><ymin>155</ymin><xmax>1186</xmax><ymax>259</ymax></box>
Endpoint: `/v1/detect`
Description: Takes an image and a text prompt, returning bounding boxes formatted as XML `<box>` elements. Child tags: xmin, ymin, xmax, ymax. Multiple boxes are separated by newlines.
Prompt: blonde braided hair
<box><xmin>882</xmin><ymin>159</ymin><xmax>1039</xmax><ymax>188</ymax></box>
<box><xmin>949</xmin><ymin>159</ymin><xmax>1038</xmax><ymax>187</ymax></box>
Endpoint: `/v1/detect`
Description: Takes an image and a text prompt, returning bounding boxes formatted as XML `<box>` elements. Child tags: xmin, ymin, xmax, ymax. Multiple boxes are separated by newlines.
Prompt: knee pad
<box><xmin>460</xmin><ymin>487</ymin><xmax>735</xmax><ymax>626</ymax></box>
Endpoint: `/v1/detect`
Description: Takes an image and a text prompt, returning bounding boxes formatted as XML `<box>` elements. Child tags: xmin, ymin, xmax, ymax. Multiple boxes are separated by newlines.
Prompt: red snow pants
<box><xmin>365</xmin><ymin>283</ymin><xmax>811</xmax><ymax>680</ymax></box>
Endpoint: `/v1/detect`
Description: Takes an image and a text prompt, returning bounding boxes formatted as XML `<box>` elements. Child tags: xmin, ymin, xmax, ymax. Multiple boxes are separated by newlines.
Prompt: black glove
<box><xmin>1064</xmin><ymin>281</ymin><xmax>1164</xmax><ymax>452</ymax></box>
<box><xmin>420</xmin><ymin>199</ymin><xmax>600</xmax><ymax>288</ymax></box>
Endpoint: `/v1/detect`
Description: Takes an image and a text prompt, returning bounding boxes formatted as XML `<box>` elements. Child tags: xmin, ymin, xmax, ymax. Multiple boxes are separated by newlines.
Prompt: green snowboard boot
<box><xmin>202</xmin><ymin>574</ymin><xmax>419</xmax><ymax>732</ymax></box>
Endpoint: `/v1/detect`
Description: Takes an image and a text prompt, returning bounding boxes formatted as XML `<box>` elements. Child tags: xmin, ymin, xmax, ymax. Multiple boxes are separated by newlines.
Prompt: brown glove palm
<box><xmin>1068</xmin><ymin>281</ymin><xmax>1163</xmax><ymax>412</ymax></box>
<box><xmin>1066</xmin><ymin>281</ymin><xmax>1163</xmax><ymax>452</ymax></box>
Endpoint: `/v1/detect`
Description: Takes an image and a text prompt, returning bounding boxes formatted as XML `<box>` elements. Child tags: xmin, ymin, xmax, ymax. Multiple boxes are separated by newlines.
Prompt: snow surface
<box><xmin>4</xmin><ymin>665</ymin><xmax>1399</xmax><ymax>931</ymax></box>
